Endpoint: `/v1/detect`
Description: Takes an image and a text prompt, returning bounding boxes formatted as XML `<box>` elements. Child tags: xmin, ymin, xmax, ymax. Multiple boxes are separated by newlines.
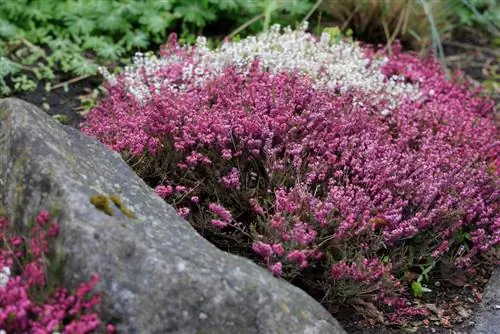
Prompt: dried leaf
<box><xmin>425</xmin><ymin>303</ymin><xmax>439</xmax><ymax>314</ymax></box>
<box><xmin>351</xmin><ymin>298</ymin><xmax>384</xmax><ymax>323</ymax></box>
<box><xmin>446</xmin><ymin>274</ymin><xmax>468</xmax><ymax>287</ymax></box>
<box><xmin>456</xmin><ymin>306</ymin><xmax>471</xmax><ymax>318</ymax></box>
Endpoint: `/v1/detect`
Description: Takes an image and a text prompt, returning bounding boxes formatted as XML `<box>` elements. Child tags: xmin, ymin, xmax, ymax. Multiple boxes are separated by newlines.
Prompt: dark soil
<box><xmin>336</xmin><ymin>264</ymin><xmax>494</xmax><ymax>334</ymax></box>
<box><xmin>442</xmin><ymin>27</ymin><xmax>499</xmax><ymax>107</ymax></box>
<box><xmin>15</xmin><ymin>75</ymin><xmax>100</xmax><ymax>128</ymax></box>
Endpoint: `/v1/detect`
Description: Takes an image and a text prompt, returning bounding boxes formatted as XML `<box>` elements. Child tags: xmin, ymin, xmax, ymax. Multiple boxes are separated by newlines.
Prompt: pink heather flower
<box><xmin>221</xmin><ymin>167</ymin><xmax>241</xmax><ymax>189</ymax></box>
<box><xmin>10</xmin><ymin>236</ymin><xmax>23</xmax><ymax>247</ymax></box>
<box><xmin>23</xmin><ymin>261</ymin><xmax>46</xmax><ymax>287</ymax></box>
<box><xmin>287</xmin><ymin>250</ymin><xmax>308</xmax><ymax>265</ymax></box>
<box><xmin>221</xmin><ymin>149</ymin><xmax>232</xmax><ymax>160</ymax></box>
<box><xmin>271</xmin><ymin>243</ymin><xmax>285</xmax><ymax>256</ymax></box>
<box><xmin>175</xmin><ymin>185</ymin><xmax>186</xmax><ymax>193</ymax></box>
<box><xmin>190</xmin><ymin>196</ymin><xmax>200</xmax><ymax>204</ymax></box>
<box><xmin>210</xmin><ymin>219</ymin><xmax>228</xmax><ymax>228</ymax></box>
<box><xmin>312</xmin><ymin>251</ymin><xmax>324</xmax><ymax>260</ymax></box>
<box><xmin>252</xmin><ymin>241</ymin><xmax>274</xmax><ymax>258</ymax></box>
<box><xmin>271</xmin><ymin>262</ymin><xmax>283</xmax><ymax>276</ymax></box>
<box><xmin>177</xmin><ymin>207</ymin><xmax>191</xmax><ymax>219</ymax></box>
<box><xmin>29</xmin><ymin>230</ymin><xmax>48</xmax><ymax>257</ymax></box>
<box><xmin>47</xmin><ymin>222</ymin><xmax>60</xmax><ymax>238</ymax></box>
<box><xmin>186</xmin><ymin>151</ymin><xmax>203</xmax><ymax>166</ymax></box>
<box><xmin>35</xmin><ymin>211</ymin><xmax>50</xmax><ymax>226</ymax></box>
<box><xmin>291</xmin><ymin>222</ymin><xmax>317</xmax><ymax>245</ymax></box>
<box><xmin>249</xmin><ymin>198</ymin><xmax>265</xmax><ymax>215</ymax></box>
<box><xmin>432</xmin><ymin>240</ymin><xmax>449</xmax><ymax>258</ymax></box>
<box><xmin>270</xmin><ymin>214</ymin><xmax>284</xmax><ymax>229</ymax></box>
<box><xmin>154</xmin><ymin>185</ymin><xmax>174</xmax><ymax>198</ymax></box>
<box><xmin>208</xmin><ymin>203</ymin><xmax>232</xmax><ymax>222</ymax></box>
<box><xmin>0</xmin><ymin>212</ymin><xmax>109</xmax><ymax>333</ymax></box>
<box><xmin>201</xmin><ymin>156</ymin><xmax>212</xmax><ymax>166</ymax></box>
<box><xmin>177</xmin><ymin>162</ymin><xmax>188</xmax><ymax>170</ymax></box>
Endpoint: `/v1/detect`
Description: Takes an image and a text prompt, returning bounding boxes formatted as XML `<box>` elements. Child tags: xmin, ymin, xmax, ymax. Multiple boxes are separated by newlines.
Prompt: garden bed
<box><xmin>2</xmin><ymin>1</ymin><xmax>498</xmax><ymax>333</ymax></box>
<box><xmin>79</xmin><ymin>25</ymin><xmax>498</xmax><ymax>333</ymax></box>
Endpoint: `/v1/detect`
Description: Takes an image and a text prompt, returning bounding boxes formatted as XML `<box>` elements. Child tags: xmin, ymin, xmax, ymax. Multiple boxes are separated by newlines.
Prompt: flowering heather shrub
<box><xmin>83</xmin><ymin>26</ymin><xmax>498</xmax><ymax>321</ymax></box>
<box><xmin>99</xmin><ymin>23</ymin><xmax>417</xmax><ymax>114</ymax></box>
<box><xmin>0</xmin><ymin>212</ymin><xmax>114</xmax><ymax>333</ymax></box>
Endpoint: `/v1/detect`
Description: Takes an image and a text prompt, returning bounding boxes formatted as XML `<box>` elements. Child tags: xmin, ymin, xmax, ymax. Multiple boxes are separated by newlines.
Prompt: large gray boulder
<box><xmin>0</xmin><ymin>98</ymin><xmax>345</xmax><ymax>334</ymax></box>
<box><xmin>472</xmin><ymin>267</ymin><xmax>500</xmax><ymax>334</ymax></box>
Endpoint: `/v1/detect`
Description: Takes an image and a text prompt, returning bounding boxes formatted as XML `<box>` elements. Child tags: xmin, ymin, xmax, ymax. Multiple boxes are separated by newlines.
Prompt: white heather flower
<box><xmin>0</xmin><ymin>266</ymin><xmax>11</xmax><ymax>288</ymax></box>
<box><xmin>105</xmin><ymin>23</ymin><xmax>419</xmax><ymax>112</ymax></box>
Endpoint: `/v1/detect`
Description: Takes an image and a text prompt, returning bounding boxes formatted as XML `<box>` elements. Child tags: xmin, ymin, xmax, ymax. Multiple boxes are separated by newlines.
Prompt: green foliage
<box><xmin>411</xmin><ymin>260</ymin><xmax>436</xmax><ymax>298</ymax></box>
<box><xmin>449</xmin><ymin>0</ymin><xmax>499</xmax><ymax>34</ymax></box>
<box><xmin>0</xmin><ymin>0</ymin><xmax>318</xmax><ymax>97</ymax></box>
<box><xmin>323</xmin><ymin>27</ymin><xmax>354</xmax><ymax>44</ymax></box>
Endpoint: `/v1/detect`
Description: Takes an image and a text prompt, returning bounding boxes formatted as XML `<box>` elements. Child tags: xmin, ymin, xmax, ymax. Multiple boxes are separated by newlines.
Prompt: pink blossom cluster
<box><xmin>0</xmin><ymin>212</ymin><xmax>114</xmax><ymax>333</ymax></box>
<box><xmin>208</xmin><ymin>203</ymin><xmax>233</xmax><ymax>228</ymax></box>
<box><xmin>82</xmin><ymin>37</ymin><xmax>498</xmax><ymax>319</ymax></box>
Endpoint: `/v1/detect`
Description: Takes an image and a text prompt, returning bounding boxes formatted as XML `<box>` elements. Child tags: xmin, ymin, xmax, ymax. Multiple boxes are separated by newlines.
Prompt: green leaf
<box><xmin>57</xmin><ymin>0</ymin><xmax>94</xmax><ymax>19</ymax></box>
<box><xmin>117</xmin><ymin>1</ymin><xmax>141</xmax><ymax>17</ymax></box>
<box><xmin>0</xmin><ymin>56</ymin><xmax>21</xmax><ymax>77</ymax></box>
<box><xmin>70</xmin><ymin>57</ymin><xmax>98</xmax><ymax>76</ymax></box>
<box><xmin>174</xmin><ymin>3</ymin><xmax>216</xmax><ymax>27</ymax></box>
<box><xmin>277</xmin><ymin>0</ymin><xmax>313</xmax><ymax>15</ymax></box>
<box><xmin>0</xmin><ymin>81</ymin><xmax>11</xmax><ymax>95</ymax></box>
<box><xmin>208</xmin><ymin>0</ymin><xmax>239</xmax><ymax>10</ymax></box>
<box><xmin>412</xmin><ymin>281</ymin><xmax>423</xmax><ymax>297</ymax></box>
<box><xmin>23</xmin><ymin>3</ymin><xmax>53</xmax><ymax>21</ymax></box>
<box><xmin>23</xmin><ymin>25</ymin><xmax>52</xmax><ymax>44</ymax></box>
<box><xmin>1</xmin><ymin>0</ymin><xmax>29</xmax><ymax>19</ymax></box>
<box><xmin>124</xmin><ymin>30</ymin><xmax>149</xmax><ymax>49</ymax></box>
<box><xmin>150</xmin><ymin>0</ymin><xmax>175</xmax><ymax>11</ymax></box>
<box><xmin>12</xmin><ymin>74</ymin><xmax>37</xmax><ymax>92</ymax></box>
<box><xmin>47</xmin><ymin>37</ymin><xmax>73</xmax><ymax>50</ymax></box>
<box><xmin>64</xmin><ymin>15</ymin><xmax>95</xmax><ymax>36</ymax></box>
<box><xmin>419</xmin><ymin>260</ymin><xmax>436</xmax><ymax>282</ymax></box>
<box><xmin>52</xmin><ymin>114</ymin><xmax>73</xmax><ymax>124</ymax></box>
<box><xmin>99</xmin><ymin>12</ymin><xmax>131</xmax><ymax>33</ymax></box>
<box><xmin>0</xmin><ymin>19</ymin><xmax>18</xmax><ymax>38</ymax></box>
<box><xmin>95</xmin><ymin>43</ymin><xmax>124</xmax><ymax>61</ymax></box>
<box><xmin>139</xmin><ymin>11</ymin><xmax>177</xmax><ymax>34</ymax></box>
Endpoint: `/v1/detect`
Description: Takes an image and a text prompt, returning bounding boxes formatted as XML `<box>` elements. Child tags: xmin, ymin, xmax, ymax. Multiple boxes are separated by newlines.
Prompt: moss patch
<box><xmin>90</xmin><ymin>193</ymin><xmax>135</xmax><ymax>219</ymax></box>
<box><xmin>109</xmin><ymin>194</ymin><xmax>135</xmax><ymax>218</ymax></box>
<box><xmin>90</xmin><ymin>194</ymin><xmax>113</xmax><ymax>216</ymax></box>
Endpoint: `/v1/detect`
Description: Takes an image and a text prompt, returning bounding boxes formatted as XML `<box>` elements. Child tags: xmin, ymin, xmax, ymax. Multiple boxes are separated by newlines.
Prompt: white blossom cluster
<box><xmin>100</xmin><ymin>23</ymin><xmax>419</xmax><ymax>112</ymax></box>
<box><xmin>0</xmin><ymin>266</ymin><xmax>10</xmax><ymax>288</ymax></box>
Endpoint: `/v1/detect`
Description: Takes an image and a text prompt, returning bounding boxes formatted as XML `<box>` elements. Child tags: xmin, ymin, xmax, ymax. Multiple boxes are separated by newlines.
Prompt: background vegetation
<box><xmin>0</xmin><ymin>0</ymin><xmax>498</xmax><ymax>99</ymax></box>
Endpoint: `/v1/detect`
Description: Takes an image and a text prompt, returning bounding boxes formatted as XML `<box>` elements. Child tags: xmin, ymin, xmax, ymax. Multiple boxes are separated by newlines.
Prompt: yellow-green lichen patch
<box><xmin>89</xmin><ymin>193</ymin><xmax>135</xmax><ymax>219</ymax></box>
<box><xmin>278</xmin><ymin>301</ymin><xmax>289</xmax><ymax>313</ymax></box>
<box><xmin>300</xmin><ymin>309</ymin><xmax>310</xmax><ymax>320</ymax></box>
<box><xmin>90</xmin><ymin>194</ymin><xmax>113</xmax><ymax>216</ymax></box>
<box><xmin>109</xmin><ymin>194</ymin><xmax>135</xmax><ymax>218</ymax></box>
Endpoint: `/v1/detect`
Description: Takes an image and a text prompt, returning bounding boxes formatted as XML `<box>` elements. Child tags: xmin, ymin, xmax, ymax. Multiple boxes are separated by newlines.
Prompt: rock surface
<box><xmin>0</xmin><ymin>98</ymin><xmax>345</xmax><ymax>334</ymax></box>
<box><xmin>472</xmin><ymin>267</ymin><xmax>500</xmax><ymax>334</ymax></box>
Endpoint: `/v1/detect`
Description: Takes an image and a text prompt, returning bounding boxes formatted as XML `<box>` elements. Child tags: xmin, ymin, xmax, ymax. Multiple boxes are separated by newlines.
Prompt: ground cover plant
<box><xmin>2</xmin><ymin>0</ymin><xmax>497</xmax><ymax>136</ymax></box>
<box><xmin>81</xmin><ymin>24</ymin><xmax>499</xmax><ymax>329</ymax></box>
<box><xmin>0</xmin><ymin>0</ymin><xmax>318</xmax><ymax>97</ymax></box>
<box><xmin>0</xmin><ymin>211</ymin><xmax>114</xmax><ymax>333</ymax></box>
